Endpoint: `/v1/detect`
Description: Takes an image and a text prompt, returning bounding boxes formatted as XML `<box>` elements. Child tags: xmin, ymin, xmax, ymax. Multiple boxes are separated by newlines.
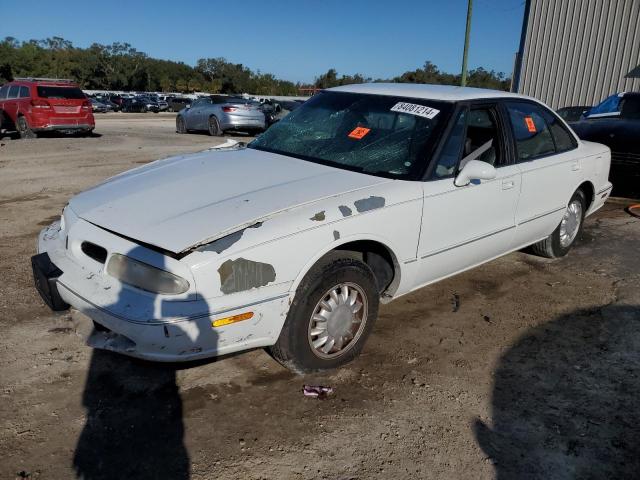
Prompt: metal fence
<box><xmin>516</xmin><ymin>0</ymin><xmax>640</xmax><ymax>109</ymax></box>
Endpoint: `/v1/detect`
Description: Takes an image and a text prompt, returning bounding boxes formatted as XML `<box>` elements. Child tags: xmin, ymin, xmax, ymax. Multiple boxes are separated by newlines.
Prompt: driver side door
<box><xmin>414</xmin><ymin>102</ymin><xmax>521</xmax><ymax>287</ymax></box>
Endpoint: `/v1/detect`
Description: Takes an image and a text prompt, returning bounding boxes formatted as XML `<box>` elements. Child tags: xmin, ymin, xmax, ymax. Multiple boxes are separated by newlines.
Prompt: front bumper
<box><xmin>34</xmin><ymin>218</ymin><xmax>291</xmax><ymax>362</ymax></box>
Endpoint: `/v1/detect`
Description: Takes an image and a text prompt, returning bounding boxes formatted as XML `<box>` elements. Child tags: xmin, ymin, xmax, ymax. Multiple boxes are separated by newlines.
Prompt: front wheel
<box><xmin>530</xmin><ymin>189</ymin><xmax>586</xmax><ymax>258</ymax></box>
<box><xmin>269</xmin><ymin>253</ymin><xmax>379</xmax><ymax>373</ymax></box>
<box><xmin>17</xmin><ymin>116</ymin><xmax>37</xmax><ymax>139</ymax></box>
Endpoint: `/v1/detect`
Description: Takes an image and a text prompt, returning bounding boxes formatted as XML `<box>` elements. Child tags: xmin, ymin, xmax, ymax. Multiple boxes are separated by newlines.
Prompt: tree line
<box><xmin>0</xmin><ymin>37</ymin><xmax>511</xmax><ymax>94</ymax></box>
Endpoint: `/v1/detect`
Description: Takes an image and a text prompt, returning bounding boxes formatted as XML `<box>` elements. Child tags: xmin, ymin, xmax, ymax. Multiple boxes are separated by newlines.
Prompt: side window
<box><xmin>432</xmin><ymin>106</ymin><xmax>502</xmax><ymax>178</ymax></box>
<box><xmin>505</xmin><ymin>102</ymin><xmax>555</xmax><ymax>161</ymax></box>
<box><xmin>19</xmin><ymin>86</ymin><xmax>30</xmax><ymax>98</ymax></box>
<box><xmin>540</xmin><ymin>108</ymin><xmax>577</xmax><ymax>153</ymax></box>
<box><xmin>8</xmin><ymin>85</ymin><xmax>19</xmax><ymax>99</ymax></box>
<box><xmin>0</xmin><ymin>85</ymin><xmax>8</xmax><ymax>99</ymax></box>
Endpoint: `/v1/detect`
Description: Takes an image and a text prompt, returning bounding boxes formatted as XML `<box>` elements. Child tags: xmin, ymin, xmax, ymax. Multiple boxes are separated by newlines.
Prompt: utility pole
<box><xmin>461</xmin><ymin>0</ymin><xmax>473</xmax><ymax>87</ymax></box>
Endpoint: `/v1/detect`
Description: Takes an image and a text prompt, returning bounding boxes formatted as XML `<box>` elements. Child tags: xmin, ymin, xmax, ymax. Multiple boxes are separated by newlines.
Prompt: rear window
<box><xmin>37</xmin><ymin>86</ymin><xmax>86</xmax><ymax>99</ymax></box>
<box><xmin>0</xmin><ymin>85</ymin><xmax>8</xmax><ymax>99</ymax></box>
<box><xmin>19</xmin><ymin>86</ymin><xmax>30</xmax><ymax>98</ymax></box>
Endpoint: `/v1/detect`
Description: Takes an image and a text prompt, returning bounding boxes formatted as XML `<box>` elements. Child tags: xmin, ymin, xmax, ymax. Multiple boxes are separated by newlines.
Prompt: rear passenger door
<box><xmin>504</xmin><ymin>101</ymin><xmax>582</xmax><ymax>247</ymax></box>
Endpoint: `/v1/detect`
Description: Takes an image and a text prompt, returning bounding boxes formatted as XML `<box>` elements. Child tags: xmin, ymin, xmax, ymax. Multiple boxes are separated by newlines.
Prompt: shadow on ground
<box><xmin>475</xmin><ymin>304</ymin><xmax>640</xmax><ymax>479</ymax></box>
<box><xmin>72</xmin><ymin>246</ymin><xmax>216</xmax><ymax>479</ymax></box>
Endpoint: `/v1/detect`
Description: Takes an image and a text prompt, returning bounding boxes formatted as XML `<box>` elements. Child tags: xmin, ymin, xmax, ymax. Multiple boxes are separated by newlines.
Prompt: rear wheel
<box><xmin>176</xmin><ymin>116</ymin><xmax>187</xmax><ymax>134</ymax></box>
<box><xmin>530</xmin><ymin>189</ymin><xmax>586</xmax><ymax>258</ymax></box>
<box><xmin>208</xmin><ymin>116</ymin><xmax>222</xmax><ymax>136</ymax></box>
<box><xmin>269</xmin><ymin>253</ymin><xmax>379</xmax><ymax>373</ymax></box>
<box><xmin>17</xmin><ymin>116</ymin><xmax>36</xmax><ymax>139</ymax></box>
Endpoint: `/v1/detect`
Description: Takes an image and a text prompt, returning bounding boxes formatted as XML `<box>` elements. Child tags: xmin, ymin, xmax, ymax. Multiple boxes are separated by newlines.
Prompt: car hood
<box><xmin>69</xmin><ymin>147</ymin><xmax>389</xmax><ymax>254</ymax></box>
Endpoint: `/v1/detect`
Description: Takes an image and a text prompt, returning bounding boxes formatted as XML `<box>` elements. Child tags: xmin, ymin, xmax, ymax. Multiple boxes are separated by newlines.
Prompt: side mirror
<box><xmin>454</xmin><ymin>160</ymin><xmax>497</xmax><ymax>187</ymax></box>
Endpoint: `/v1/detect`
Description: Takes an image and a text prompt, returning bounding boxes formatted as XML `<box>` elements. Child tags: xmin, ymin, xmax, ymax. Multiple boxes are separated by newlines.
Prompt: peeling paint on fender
<box><xmin>354</xmin><ymin>196</ymin><xmax>385</xmax><ymax>212</ymax></box>
<box><xmin>218</xmin><ymin>258</ymin><xmax>276</xmax><ymax>294</ymax></box>
<box><xmin>310</xmin><ymin>211</ymin><xmax>326</xmax><ymax>221</ymax></box>
<box><xmin>196</xmin><ymin>222</ymin><xmax>263</xmax><ymax>254</ymax></box>
<box><xmin>338</xmin><ymin>205</ymin><xmax>352</xmax><ymax>217</ymax></box>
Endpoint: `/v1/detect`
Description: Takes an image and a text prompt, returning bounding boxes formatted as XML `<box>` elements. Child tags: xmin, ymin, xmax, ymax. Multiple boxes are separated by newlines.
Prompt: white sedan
<box><xmin>32</xmin><ymin>83</ymin><xmax>612</xmax><ymax>373</ymax></box>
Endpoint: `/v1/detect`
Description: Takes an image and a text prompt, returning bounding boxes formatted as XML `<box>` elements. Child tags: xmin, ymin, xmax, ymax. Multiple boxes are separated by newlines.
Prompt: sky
<box><xmin>2</xmin><ymin>0</ymin><xmax>526</xmax><ymax>83</ymax></box>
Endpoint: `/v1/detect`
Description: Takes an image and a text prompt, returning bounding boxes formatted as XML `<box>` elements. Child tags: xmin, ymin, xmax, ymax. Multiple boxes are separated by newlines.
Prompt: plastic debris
<box><xmin>208</xmin><ymin>139</ymin><xmax>245</xmax><ymax>150</ymax></box>
<box><xmin>303</xmin><ymin>385</ymin><xmax>333</xmax><ymax>399</ymax></box>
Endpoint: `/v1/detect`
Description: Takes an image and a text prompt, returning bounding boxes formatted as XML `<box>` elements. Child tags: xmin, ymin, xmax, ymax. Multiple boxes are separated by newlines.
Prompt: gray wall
<box><xmin>517</xmin><ymin>0</ymin><xmax>640</xmax><ymax>109</ymax></box>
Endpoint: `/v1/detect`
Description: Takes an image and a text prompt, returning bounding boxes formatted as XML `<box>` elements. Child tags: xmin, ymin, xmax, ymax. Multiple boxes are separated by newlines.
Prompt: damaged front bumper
<box><xmin>34</xmin><ymin>216</ymin><xmax>291</xmax><ymax>362</ymax></box>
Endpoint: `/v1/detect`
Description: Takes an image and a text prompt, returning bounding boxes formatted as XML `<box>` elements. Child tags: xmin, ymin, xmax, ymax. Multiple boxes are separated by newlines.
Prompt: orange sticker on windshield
<box><xmin>348</xmin><ymin>127</ymin><xmax>371</xmax><ymax>139</ymax></box>
<box><xmin>524</xmin><ymin>116</ymin><xmax>537</xmax><ymax>133</ymax></box>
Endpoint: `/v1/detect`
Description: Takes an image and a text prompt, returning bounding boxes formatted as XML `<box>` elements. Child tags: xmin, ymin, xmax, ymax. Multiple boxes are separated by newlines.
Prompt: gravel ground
<box><xmin>1</xmin><ymin>114</ymin><xmax>639</xmax><ymax>480</ymax></box>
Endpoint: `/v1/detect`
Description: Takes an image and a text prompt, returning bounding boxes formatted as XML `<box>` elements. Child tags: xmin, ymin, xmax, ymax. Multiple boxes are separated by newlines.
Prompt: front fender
<box><xmin>184</xmin><ymin>180</ymin><xmax>423</xmax><ymax>303</ymax></box>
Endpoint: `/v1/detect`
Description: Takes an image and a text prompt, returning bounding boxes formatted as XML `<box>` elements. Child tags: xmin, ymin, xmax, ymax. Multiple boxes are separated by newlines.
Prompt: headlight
<box><xmin>106</xmin><ymin>254</ymin><xmax>190</xmax><ymax>295</ymax></box>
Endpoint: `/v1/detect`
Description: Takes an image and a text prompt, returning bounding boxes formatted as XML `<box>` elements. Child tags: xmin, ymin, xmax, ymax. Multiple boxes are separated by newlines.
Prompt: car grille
<box><xmin>611</xmin><ymin>151</ymin><xmax>640</xmax><ymax>166</ymax></box>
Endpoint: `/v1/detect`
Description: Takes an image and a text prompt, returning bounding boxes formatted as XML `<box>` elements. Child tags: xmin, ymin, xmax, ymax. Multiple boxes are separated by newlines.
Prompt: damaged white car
<box><xmin>32</xmin><ymin>83</ymin><xmax>612</xmax><ymax>372</ymax></box>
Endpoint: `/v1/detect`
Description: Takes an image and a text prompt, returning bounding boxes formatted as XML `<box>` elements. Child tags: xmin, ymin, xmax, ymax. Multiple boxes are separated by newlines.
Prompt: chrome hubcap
<box><xmin>308</xmin><ymin>282</ymin><xmax>368</xmax><ymax>359</ymax></box>
<box><xmin>559</xmin><ymin>200</ymin><xmax>582</xmax><ymax>247</ymax></box>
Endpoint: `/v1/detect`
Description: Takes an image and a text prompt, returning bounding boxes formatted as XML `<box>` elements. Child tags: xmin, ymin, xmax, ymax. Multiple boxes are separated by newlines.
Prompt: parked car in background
<box><xmin>0</xmin><ymin>77</ymin><xmax>94</xmax><ymax>138</ymax></box>
<box><xmin>121</xmin><ymin>97</ymin><xmax>159</xmax><ymax>113</ymax></box>
<box><xmin>138</xmin><ymin>96</ymin><xmax>161</xmax><ymax>113</ymax></box>
<box><xmin>176</xmin><ymin>95</ymin><xmax>265</xmax><ymax>135</ymax></box>
<box><xmin>262</xmin><ymin>99</ymin><xmax>303</xmax><ymax>127</ymax></box>
<box><xmin>33</xmin><ymin>83</ymin><xmax>611</xmax><ymax>372</ymax></box>
<box><xmin>105</xmin><ymin>95</ymin><xmax>125</xmax><ymax>109</ymax></box>
<box><xmin>121</xmin><ymin>97</ymin><xmax>147</xmax><ymax>113</ymax></box>
<box><xmin>95</xmin><ymin>96</ymin><xmax>120</xmax><ymax>112</ymax></box>
<box><xmin>557</xmin><ymin>105</ymin><xmax>591</xmax><ymax>122</ymax></box>
<box><xmin>569</xmin><ymin>92</ymin><xmax>640</xmax><ymax>197</ymax></box>
<box><xmin>156</xmin><ymin>99</ymin><xmax>169</xmax><ymax>111</ymax></box>
<box><xmin>90</xmin><ymin>98</ymin><xmax>111</xmax><ymax>113</ymax></box>
<box><xmin>168</xmin><ymin>96</ymin><xmax>192</xmax><ymax>112</ymax></box>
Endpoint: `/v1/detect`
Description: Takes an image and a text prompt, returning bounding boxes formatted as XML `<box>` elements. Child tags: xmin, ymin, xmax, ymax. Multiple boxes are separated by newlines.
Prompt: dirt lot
<box><xmin>1</xmin><ymin>114</ymin><xmax>639</xmax><ymax>480</ymax></box>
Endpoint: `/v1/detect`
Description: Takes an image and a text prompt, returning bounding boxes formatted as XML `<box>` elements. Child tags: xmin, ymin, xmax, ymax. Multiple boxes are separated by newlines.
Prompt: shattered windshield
<box><xmin>248</xmin><ymin>91</ymin><xmax>451</xmax><ymax>179</ymax></box>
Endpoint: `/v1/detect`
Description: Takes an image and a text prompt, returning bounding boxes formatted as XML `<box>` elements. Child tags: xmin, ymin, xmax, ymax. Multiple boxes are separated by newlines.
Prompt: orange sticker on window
<box><xmin>348</xmin><ymin>126</ymin><xmax>371</xmax><ymax>139</ymax></box>
<box><xmin>524</xmin><ymin>116</ymin><xmax>537</xmax><ymax>133</ymax></box>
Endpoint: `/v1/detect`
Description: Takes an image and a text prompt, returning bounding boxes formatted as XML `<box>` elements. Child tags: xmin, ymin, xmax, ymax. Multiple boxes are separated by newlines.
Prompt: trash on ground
<box><xmin>451</xmin><ymin>293</ymin><xmax>460</xmax><ymax>312</ymax></box>
<box><xmin>303</xmin><ymin>385</ymin><xmax>333</xmax><ymax>399</ymax></box>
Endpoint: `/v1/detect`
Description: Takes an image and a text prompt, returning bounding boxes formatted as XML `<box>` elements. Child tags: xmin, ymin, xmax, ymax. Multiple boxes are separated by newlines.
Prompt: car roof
<box><xmin>327</xmin><ymin>82</ymin><xmax>535</xmax><ymax>102</ymax></box>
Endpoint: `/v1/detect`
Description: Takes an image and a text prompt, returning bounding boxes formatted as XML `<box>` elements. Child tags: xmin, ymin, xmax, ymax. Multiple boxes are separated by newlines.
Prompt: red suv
<box><xmin>0</xmin><ymin>78</ymin><xmax>95</xmax><ymax>139</ymax></box>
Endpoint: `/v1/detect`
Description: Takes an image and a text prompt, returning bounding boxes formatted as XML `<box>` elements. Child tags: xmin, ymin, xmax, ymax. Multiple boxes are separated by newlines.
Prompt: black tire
<box><xmin>76</xmin><ymin>129</ymin><xmax>94</xmax><ymax>138</ymax></box>
<box><xmin>176</xmin><ymin>116</ymin><xmax>186</xmax><ymax>134</ymax></box>
<box><xmin>269</xmin><ymin>252</ymin><xmax>379</xmax><ymax>374</ymax></box>
<box><xmin>17</xmin><ymin>116</ymin><xmax>37</xmax><ymax>139</ymax></box>
<box><xmin>530</xmin><ymin>189</ymin><xmax>586</xmax><ymax>258</ymax></box>
<box><xmin>207</xmin><ymin>116</ymin><xmax>223</xmax><ymax>136</ymax></box>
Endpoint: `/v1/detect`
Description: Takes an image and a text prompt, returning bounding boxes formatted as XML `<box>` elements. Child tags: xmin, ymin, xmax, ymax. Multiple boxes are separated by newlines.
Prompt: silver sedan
<box><xmin>176</xmin><ymin>95</ymin><xmax>266</xmax><ymax>136</ymax></box>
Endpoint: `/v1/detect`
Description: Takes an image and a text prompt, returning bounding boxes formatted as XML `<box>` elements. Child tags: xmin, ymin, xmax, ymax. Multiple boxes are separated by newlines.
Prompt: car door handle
<box><xmin>502</xmin><ymin>180</ymin><xmax>515</xmax><ymax>190</ymax></box>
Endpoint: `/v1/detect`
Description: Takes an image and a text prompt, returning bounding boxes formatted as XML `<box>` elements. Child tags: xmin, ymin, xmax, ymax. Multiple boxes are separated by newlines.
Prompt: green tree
<box><xmin>160</xmin><ymin>76</ymin><xmax>173</xmax><ymax>92</ymax></box>
<box><xmin>175</xmin><ymin>78</ymin><xmax>188</xmax><ymax>92</ymax></box>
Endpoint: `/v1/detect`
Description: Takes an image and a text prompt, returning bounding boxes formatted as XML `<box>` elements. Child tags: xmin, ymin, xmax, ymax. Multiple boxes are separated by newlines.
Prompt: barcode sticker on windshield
<box><xmin>390</xmin><ymin>102</ymin><xmax>440</xmax><ymax>119</ymax></box>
